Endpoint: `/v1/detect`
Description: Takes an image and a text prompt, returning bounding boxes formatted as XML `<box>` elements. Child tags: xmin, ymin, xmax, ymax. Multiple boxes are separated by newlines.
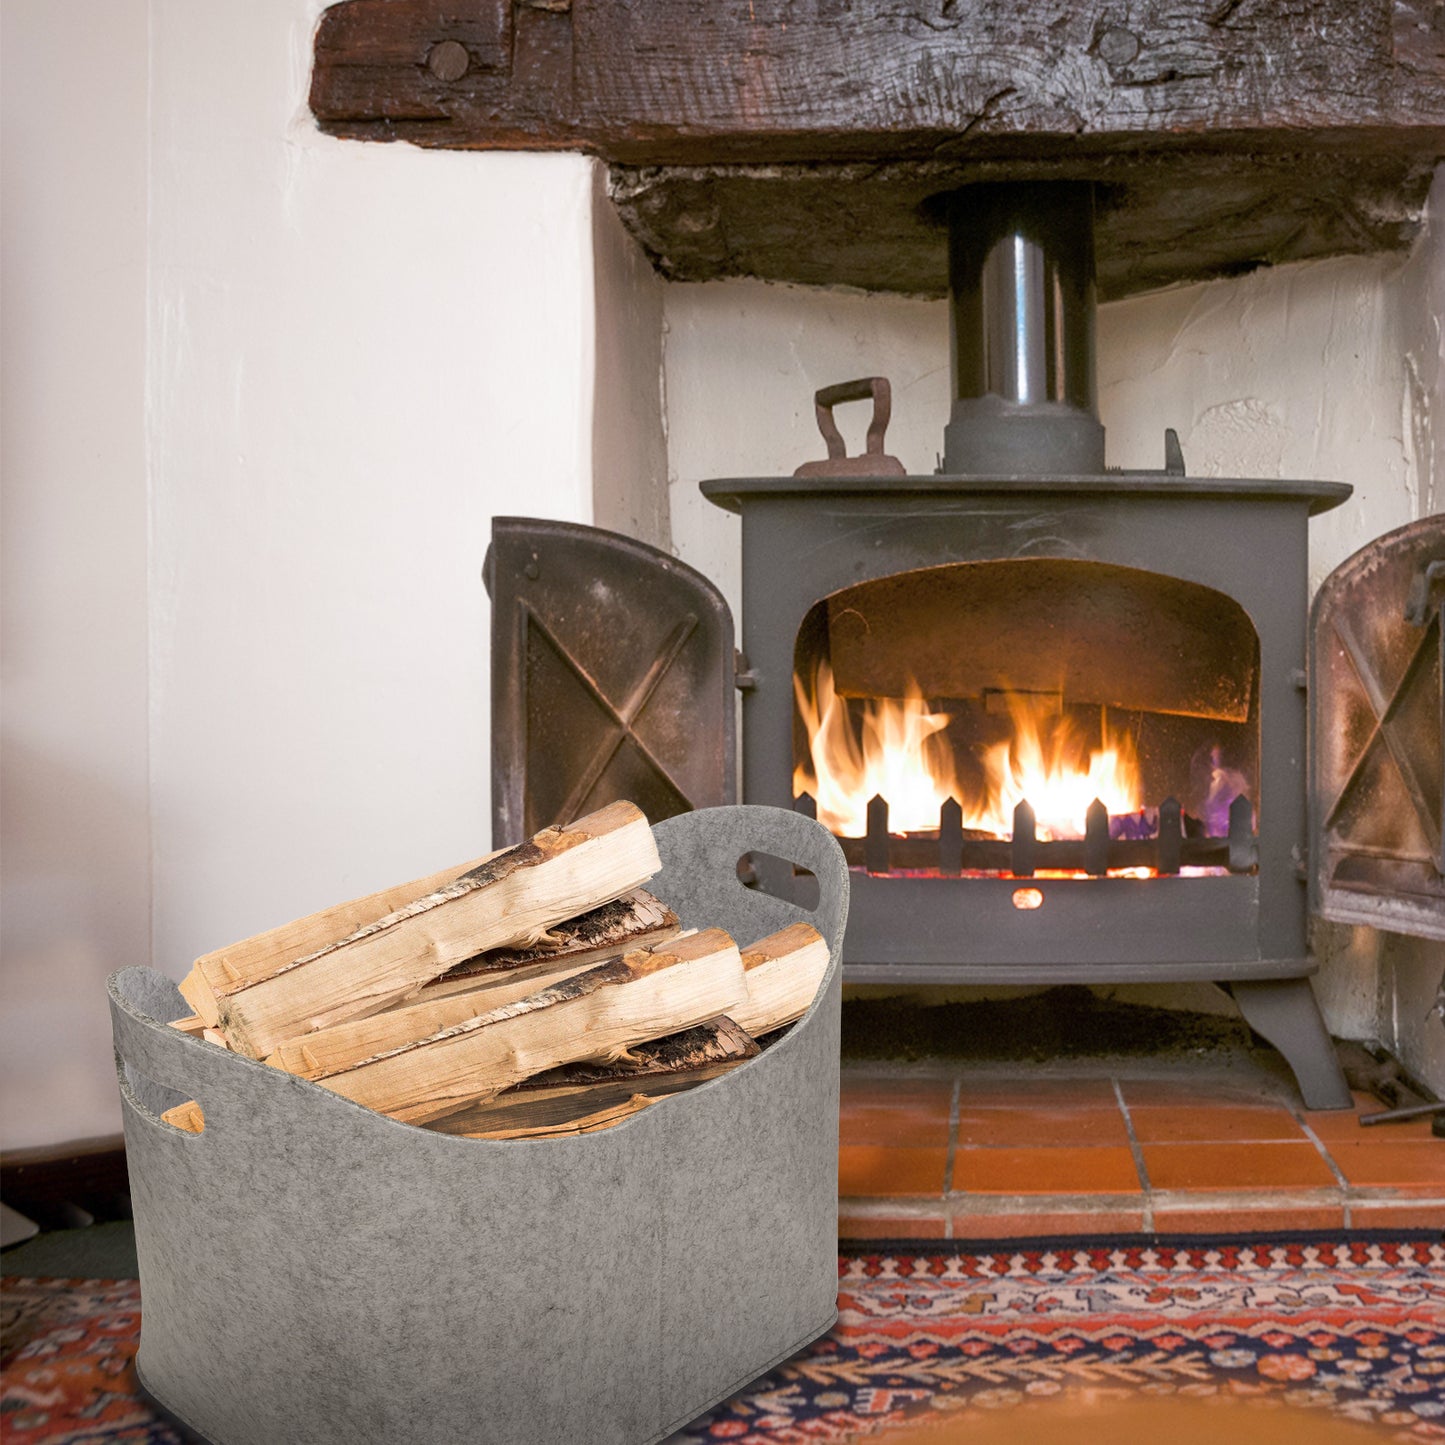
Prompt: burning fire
<box><xmin>793</xmin><ymin>662</ymin><xmax>960</xmax><ymax>835</ymax></box>
<box><xmin>974</xmin><ymin>690</ymin><xmax>1142</xmax><ymax>840</ymax></box>
<box><xmin>794</xmin><ymin>662</ymin><xmax>1143</xmax><ymax>841</ymax></box>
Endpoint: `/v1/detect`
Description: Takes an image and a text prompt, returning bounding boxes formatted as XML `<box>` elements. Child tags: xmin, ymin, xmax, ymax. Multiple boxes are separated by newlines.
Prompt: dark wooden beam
<box><xmin>311</xmin><ymin>0</ymin><xmax>1444</xmax><ymax>160</ymax></box>
<box><xmin>310</xmin><ymin>0</ymin><xmax>1445</xmax><ymax>295</ymax></box>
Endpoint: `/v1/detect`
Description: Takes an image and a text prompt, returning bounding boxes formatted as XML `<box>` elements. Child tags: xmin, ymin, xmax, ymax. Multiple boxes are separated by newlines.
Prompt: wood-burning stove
<box><xmin>486</xmin><ymin>183</ymin><xmax>1443</xmax><ymax>1112</ymax></box>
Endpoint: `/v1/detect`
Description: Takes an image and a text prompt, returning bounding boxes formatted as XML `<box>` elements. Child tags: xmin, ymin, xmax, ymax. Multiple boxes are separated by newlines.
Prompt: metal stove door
<box><xmin>484</xmin><ymin>517</ymin><xmax>736</xmax><ymax>847</ymax></box>
<box><xmin>1310</xmin><ymin>514</ymin><xmax>1445</xmax><ymax>939</ymax></box>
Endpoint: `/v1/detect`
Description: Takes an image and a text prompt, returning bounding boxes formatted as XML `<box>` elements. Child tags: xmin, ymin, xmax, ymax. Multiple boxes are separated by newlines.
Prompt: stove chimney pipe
<box><xmin>940</xmin><ymin>182</ymin><xmax>1106</xmax><ymax>476</ymax></box>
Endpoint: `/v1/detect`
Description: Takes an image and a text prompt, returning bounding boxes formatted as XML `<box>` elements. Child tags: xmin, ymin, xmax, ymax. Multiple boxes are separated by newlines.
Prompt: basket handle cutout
<box><xmin>737</xmin><ymin>851</ymin><xmax>819</xmax><ymax>910</ymax></box>
<box><xmin>108</xmin><ymin>967</ymin><xmax>253</xmax><ymax>1136</ymax></box>
<box><xmin>115</xmin><ymin>1048</ymin><xmax>206</xmax><ymax>1136</ymax></box>
<box><xmin>650</xmin><ymin>805</ymin><xmax>849</xmax><ymax>960</ymax></box>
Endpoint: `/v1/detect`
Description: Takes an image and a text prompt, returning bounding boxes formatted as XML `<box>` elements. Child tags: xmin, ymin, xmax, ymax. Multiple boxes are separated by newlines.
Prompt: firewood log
<box><xmin>729</xmin><ymin>922</ymin><xmax>830</xmax><ymax>1038</ymax></box>
<box><xmin>161</xmin><ymin>1099</ymin><xmax>205</xmax><ymax>1133</ymax></box>
<box><xmin>311</xmin><ymin>928</ymin><xmax>745</xmax><ymax>1126</ymax></box>
<box><xmin>178</xmin><ymin>848</ymin><xmax>504</xmax><ymax>1027</ymax></box>
<box><xmin>193</xmin><ymin>802</ymin><xmax>661</xmax><ymax>1061</ymax></box>
<box><xmin>413</xmin><ymin>889</ymin><xmax>679</xmax><ymax>999</ymax></box>
<box><xmin>168</xmin><ymin>1015</ymin><xmax>229</xmax><ymax>1048</ymax></box>
<box><xmin>264</xmin><ymin>889</ymin><xmax>681</xmax><ymax>1079</ymax></box>
<box><xmin>424</xmin><ymin>1017</ymin><xmax>759</xmax><ymax>1138</ymax></box>
<box><xmin>454</xmin><ymin>1095</ymin><xmax>655</xmax><ymax>1138</ymax></box>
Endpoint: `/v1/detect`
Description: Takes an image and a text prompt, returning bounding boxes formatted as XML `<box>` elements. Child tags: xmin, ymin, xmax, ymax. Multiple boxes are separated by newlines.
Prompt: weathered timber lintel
<box><xmin>310</xmin><ymin>0</ymin><xmax>1445</xmax><ymax>296</ymax></box>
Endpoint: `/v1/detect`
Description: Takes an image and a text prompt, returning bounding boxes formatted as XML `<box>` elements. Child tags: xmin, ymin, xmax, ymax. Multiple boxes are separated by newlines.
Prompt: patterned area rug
<box><xmin>2</xmin><ymin>1278</ymin><xmax>179</xmax><ymax>1444</ymax></box>
<box><xmin>677</xmin><ymin>1239</ymin><xmax>1445</xmax><ymax>1444</ymax></box>
<box><xmin>2</xmin><ymin>1239</ymin><xmax>1442</xmax><ymax>1444</ymax></box>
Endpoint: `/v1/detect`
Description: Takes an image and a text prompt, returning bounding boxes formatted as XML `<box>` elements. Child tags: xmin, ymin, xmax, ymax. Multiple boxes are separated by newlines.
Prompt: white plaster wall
<box><xmin>147</xmin><ymin>1</ymin><xmax>597</xmax><ymax>974</ymax></box>
<box><xmin>667</xmin><ymin>285</ymin><xmax>950</xmax><ymax>626</ymax></box>
<box><xmin>1402</xmin><ymin>168</ymin><xmax>1445</xmax><ymax>524</ymax></box>
<box><xmin>1388</xmin><ymin>936</ymin><xmax>1445</xmax><ymax>1093</ymax></box>
<box><xmin>1097</xmin><ymin>255</ymin><xmax>1418</xmax><ymax>596</ymax></box>
<box><xmin>591</xmin><ymin>168</ymin><xmax>669</xmax><ymax>550</ymax></box>
<box><xmin>1</xmin><ymin>0</ymin><xmax>152</xmax><ymax>1148</ymax></box>
<box><xmin>667</xmin><ymin>252</ymin><xmax>1422</xmax><ymax>612</ymax></box>
<box><xmin>2</xmin><ymin>0</ymin><xmax>611</xmax><ymax>1150</ymax></box>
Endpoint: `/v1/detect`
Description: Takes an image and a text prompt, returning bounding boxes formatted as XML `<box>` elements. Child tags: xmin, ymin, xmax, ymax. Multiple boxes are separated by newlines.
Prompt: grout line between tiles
<box><xmin>943</xmin><ymin>1075</ymin><xmax>962</xmax><ymax>1239</ymax></box>
<box><xmin>1347</xmin><ymin>1194</ymin><xmax>1445</xmax><ymax>1217</ymax></box>
<box><xmin>1112</xmin><ymin>1078</ymin><xmax>1153</xmax><ymax>1232</ymax></box>
<box><xmin>839</xmin><ymin>1198</ymin><xmax>953</xmax><ymax>1222</ymax></box>
<box><xmin>1147</xmin><ymin>1186</ymin><xmax>1344</xmax><ymax>1211</ymax></box>
<box><xmin>939</xmin><ymin>1190</ymin><xmax>1148</xmax><ymax>1215</ymax></box>
<box><xmin>1294</xmin><ymin>1111</ymin><xmax>1351</xmax><ymax>1225</ymax></box>
<box><xmin>841</xmin><ymin>1186</ymin><xmax>1381</xmax><ymax>1229</ymax></box>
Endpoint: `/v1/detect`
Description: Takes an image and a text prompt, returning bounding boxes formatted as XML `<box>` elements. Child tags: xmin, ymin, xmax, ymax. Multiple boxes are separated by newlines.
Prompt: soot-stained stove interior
<box><xmin>791</xmin><ymin>556</ymin><xmax>1261</xmax><ymax>882</ymax></box>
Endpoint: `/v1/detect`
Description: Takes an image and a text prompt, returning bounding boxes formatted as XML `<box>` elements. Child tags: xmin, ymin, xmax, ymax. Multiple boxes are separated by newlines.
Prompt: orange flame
<box><xmin>973</xmin><ymin>691</ymin><xmax>1142</xmax><ymax>840</ymax></box>
<box><xmin>795</xmin><ymin>663</ymin><xmax>1143</xmax><ymax>841</ymax></box>
<box><xmin>793</xmin><ymin>662</ymin><xmax>960</xmax><ymax>836</ymax></box>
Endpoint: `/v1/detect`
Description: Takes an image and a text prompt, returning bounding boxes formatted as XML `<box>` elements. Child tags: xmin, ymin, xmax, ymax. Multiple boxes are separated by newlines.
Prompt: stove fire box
<box><xmin>708</xmin><ymin>474</ymin><xmax>1342</xmax><ymax>984</ymax></box>
<box><xmin>487</xmin><ymin>184</ymin><xmax>1444</xmax><ymax>1112</ymax></box>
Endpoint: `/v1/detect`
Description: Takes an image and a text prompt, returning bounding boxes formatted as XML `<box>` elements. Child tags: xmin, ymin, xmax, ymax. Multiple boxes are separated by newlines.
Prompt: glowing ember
<box><xmin>794</xmin><ymin>662</ymin><xmax>1143</xmax><ymax>841</ymax></box>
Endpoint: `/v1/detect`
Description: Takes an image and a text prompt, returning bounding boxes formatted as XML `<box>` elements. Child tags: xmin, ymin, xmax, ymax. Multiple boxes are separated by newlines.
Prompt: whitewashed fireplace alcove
<box><xmin>2</xmin><ymin>0</ymin><xmax>1441</xmax><ymax>1154</ymax></box>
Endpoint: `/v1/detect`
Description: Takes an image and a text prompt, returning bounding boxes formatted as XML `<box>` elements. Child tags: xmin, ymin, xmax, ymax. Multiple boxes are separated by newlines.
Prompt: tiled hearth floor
<box><xmin>838</xmin><ymin>1061</ymin><xmax>1445</xmax><ymax>1239</ymax></box>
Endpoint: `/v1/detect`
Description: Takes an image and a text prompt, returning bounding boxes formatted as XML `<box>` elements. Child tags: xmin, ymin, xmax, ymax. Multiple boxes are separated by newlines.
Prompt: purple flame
<box><xmin>1109</xmin><ymin>808</ymin><xmax>1158</xmax><ymax>841</ymax></box>
<box><xmin>1198</xmin><ymin>746</ymin><xmax>1252</xmax><ymax>836</ymax></box>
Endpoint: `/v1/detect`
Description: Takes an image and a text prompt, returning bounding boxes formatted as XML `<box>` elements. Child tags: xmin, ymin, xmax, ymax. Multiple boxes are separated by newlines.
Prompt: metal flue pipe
<box><xmin>940</xmin><ymin>182</ymin><xmax>1106</xmax><ymax>476</ymax></box>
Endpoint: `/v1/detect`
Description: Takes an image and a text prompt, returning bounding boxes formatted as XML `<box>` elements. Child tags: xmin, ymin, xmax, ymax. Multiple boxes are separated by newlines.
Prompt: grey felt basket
<box><xmin>109</xmin><ymin>805</ymin><xmax>848</xmax><ymax>1445</ymax></box>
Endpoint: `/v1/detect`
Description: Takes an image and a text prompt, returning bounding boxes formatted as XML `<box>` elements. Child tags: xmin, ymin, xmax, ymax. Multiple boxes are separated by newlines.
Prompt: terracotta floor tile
<box><xmin>1116</xmin><ymin>1078</ymin><xmax>1280</xmax><ymax>1109</ymax></box>
<box><xmin>1152</xmin><ymin>1205</ymin><xmax>1346</xmax><ymax>1233</ymax></box>
<box><xmin>1325</xmin><ymin>1140</ymin><xmax>1445</xmax><ymax>1190</ymax></box>
<box><xmin>838</xmin><ymin>1213</ymin><xmax>948</xmax><ymax>1241</ymax></box>
<box><xmin>952</xmin><ymin>1146</ymin><xmax>1142</xmax><ymax>1195</ymax></box>
<box><xmin>955</xmin><ymin>1104</ymin><xmax>1130</xmax><ymax>1148</ymax></box>
<box><xmin>839</xmin><ymin>1077</ymin><xmax>955</xmax><ymax>1146</ymax></box>
<box><xmin>950</xmin><ymin>1208</ymin><xmax>1146</xmax><ymax>1240</ymax></box>
<box><xmin>958</xmin><ymin>1076</ymin><xmax>1120</xmax><ymax>1108</ymax></box>
<box><xmin>1347</xmin><ymin>1201</ymin><xmax>1445</xmax><ymax>1230</ymax></box>
<box><xmin>839</xmin><ymin>1104</ymin><xmax>953</xmax><ymax>1146</ymax></box>
<box><xmin>839</xmin><ymin>1144</ymin><xmax>948</xmax><ymax>1198</ymax></box>
<box><xmin>1127</xmin><ymin>1104</ymin><xmax>1307</xmax><ymax>1144</ymax></box>
<box><xmin>1302</xmin><ymin>1102</ymin><xmax>1440</xmax><ymax>1142</ymax></box>
<box><xmin>1142</xmin><ymin>1141</ymin><xmax>1338</xmax><ymax>1192</ymax></box>
<box><xmin>840</xmin><ymin>1073</ymin><xmax>956</xmax><ymax>1102</ymax></box>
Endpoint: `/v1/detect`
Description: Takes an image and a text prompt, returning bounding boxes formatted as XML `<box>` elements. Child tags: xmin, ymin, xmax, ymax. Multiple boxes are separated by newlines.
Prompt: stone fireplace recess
<box><xmin>491</xmin><ymin>179</ymin><xmax>1433</xmax><ymax>1114</ymax></box>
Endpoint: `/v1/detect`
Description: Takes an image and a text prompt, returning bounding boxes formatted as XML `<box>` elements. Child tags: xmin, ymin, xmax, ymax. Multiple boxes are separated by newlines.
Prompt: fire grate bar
<box><xmin>801</xmin><ymin>791</ymin><xmax>1258</xmax><ymax>877</ymax></box>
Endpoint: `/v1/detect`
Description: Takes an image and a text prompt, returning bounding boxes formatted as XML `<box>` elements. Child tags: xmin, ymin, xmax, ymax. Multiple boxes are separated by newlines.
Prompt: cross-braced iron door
<box><xmin>484</xmin><ymin>518</ymin><xmax>736</xmax><ymax>846</ymax></box>
<box><xmin>1311</xmin><ymin>514</ymin><xmax>1445</xmax><ymax>940</ymax></box>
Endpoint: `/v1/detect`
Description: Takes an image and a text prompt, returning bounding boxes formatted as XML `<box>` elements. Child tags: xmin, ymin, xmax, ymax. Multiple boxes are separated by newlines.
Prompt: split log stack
<box><xmin>164</xmin><ymin>801</ymin><xmax>829</xmax><ymax>1139</ymax></box>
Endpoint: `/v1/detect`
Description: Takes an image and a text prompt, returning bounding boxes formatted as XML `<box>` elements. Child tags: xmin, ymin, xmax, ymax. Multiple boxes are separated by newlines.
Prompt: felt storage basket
<box><xmin>109</xmin><ymin>805</ymin><xmax>848</xmax><ymax>1445</ymax></box>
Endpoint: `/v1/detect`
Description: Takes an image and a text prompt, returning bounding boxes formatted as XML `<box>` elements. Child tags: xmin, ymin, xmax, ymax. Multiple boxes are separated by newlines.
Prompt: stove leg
<box><xmin>1229</xmin><ymin>979</ymin><xmax>1354</xmax><ymax>1111</ymax></box>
